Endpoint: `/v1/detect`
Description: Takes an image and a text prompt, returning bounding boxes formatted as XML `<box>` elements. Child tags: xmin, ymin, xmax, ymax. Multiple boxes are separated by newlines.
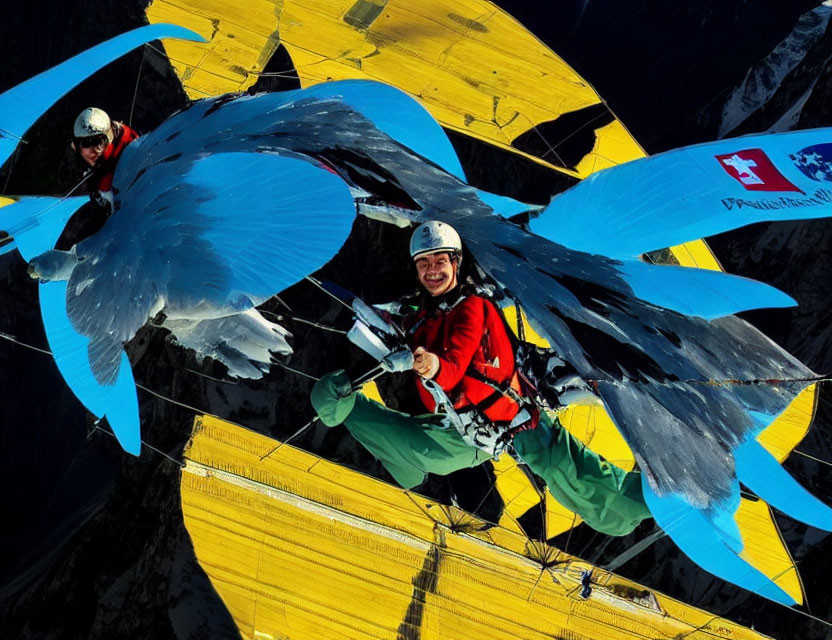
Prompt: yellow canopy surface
<box><xmin>182</xmin><ymin>414</ymin><xmax>772</xmax><ymax>640</ymax></box>
<box><xmin>147</xmin><ymin>0</ymin><xmax>644</xmax><ymax>178</ymax></box>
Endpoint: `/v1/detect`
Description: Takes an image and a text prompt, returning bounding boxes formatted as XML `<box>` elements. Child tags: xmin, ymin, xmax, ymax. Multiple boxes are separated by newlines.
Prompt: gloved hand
<box><xmin>310</xmin><ymin>370</ymin><xmax>357</xmax><ymax>427</ymax></box>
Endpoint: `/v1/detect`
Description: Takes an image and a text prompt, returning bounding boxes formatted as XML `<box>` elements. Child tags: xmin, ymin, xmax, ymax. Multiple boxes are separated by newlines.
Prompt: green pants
<box><xmin>311</xmin><ymin>371</ymin><xmax>650</xmax><ymax>536</ymax></box>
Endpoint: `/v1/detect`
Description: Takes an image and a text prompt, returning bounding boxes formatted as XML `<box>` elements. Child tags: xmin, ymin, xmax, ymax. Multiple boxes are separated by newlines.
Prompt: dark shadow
<box><xmin>510</xmin><ymin>103</ymin><xmax>613</xmax><ymax>171</ymax></box>
<box><xmin>248</xmin><ymin>43</ymin><xmax>301</xmax><ymax>94</ymax></box>
<box><xmin>397</xmin><ymin>544</ymin><xmax>441</xmax><ymax>640</ymax></box>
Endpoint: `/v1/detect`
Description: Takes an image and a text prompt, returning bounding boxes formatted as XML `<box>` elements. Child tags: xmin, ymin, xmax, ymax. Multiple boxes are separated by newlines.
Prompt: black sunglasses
<box><xmin>76</xmin><ymin>134</ymin><xmax>108</xmax><ymax>149</ymax></box>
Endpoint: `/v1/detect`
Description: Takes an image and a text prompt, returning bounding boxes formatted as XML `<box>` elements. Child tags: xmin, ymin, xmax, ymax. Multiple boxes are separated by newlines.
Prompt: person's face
<box><xmin>415</xmin><ymin>252</ymin><xmax>458</xmax><ymax>297</ymax></box>
<box><xmin>77</xmin><ymin>134</ymin><xmax>108</xmax><ymax>166</ymax></box>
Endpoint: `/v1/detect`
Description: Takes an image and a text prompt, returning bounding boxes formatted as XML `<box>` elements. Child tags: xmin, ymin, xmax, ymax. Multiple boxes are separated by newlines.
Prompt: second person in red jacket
<box><xmin>71</xmin><ymin>107</ymin><xmax>139</xmax><ymax>212</ymax></box>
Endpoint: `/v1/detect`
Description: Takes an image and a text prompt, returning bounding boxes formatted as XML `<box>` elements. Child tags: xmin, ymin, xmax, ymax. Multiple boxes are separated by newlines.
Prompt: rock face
<box><xmin>713</xmin><ymin>3</ymin><xmax>832</xmax><ymax>137</ymax></box>
<box><xmin>1</xmin><ymin>2</ymin><xmax>831</xmax><ymax>639</ymax></box>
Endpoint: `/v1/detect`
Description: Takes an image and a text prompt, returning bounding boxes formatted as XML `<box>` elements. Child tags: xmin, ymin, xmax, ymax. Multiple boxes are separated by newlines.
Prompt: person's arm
<box><xmin>431</xmin><ymin>297</ymin><xmax>485</xmax><ymax>391</ymax></box>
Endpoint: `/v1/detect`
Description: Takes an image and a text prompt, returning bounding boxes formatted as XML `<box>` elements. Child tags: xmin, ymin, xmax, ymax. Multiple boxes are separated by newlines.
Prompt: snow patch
<box><xmin>718</xmin><ymin>3</ymin><xmax>832</xmax><ymax>137</ymax></box>
<box><xmin>767</xmin><ymin>76</ymin><xmax>821</xmax><ymax>132</ymax></box>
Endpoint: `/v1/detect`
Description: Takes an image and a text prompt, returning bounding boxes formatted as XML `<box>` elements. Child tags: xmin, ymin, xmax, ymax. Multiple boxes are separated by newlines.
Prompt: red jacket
<box><xmin>90</xmin><ymin>122</ymin><xmax>139</xmax><ymax>194</ymax></box>
<box><xmin>407</xmin><ymin>292</ymin><xmax>523</xmax><ymax>424</ymax></box>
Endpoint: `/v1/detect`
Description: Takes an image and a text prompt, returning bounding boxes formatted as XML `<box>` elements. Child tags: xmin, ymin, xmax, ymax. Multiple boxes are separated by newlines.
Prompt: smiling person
<box><xmin>404</xmin><ymin>221</ymin><xmax>528</xmax><ymax>436</ymax></box>
<box><xmin>310</xmin><ymin>221</ymin><xmax>650</xmax><ymax>536</ymax></box>
<box><xmin>71</xmin><ymin>107</ymin><xmax>139</xmax><ymax>213</ymax></box>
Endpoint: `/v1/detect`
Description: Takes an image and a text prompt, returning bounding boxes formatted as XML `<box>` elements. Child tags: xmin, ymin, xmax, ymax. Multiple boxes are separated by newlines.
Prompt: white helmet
<box><xmin>73</xmin><ymin>107</ymin><xmax>113</xmax><ymax>142</ymax></box>
<box><xmin>410</xmin><ymin>221</ymin><xmax>462</xmax><ymax>260</ymax></box>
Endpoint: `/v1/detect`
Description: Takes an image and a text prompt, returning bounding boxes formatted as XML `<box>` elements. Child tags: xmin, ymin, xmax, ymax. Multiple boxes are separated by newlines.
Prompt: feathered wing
<box><xmin>48</xmin><ymin>79</ymin><xmax>492</xmax><ymax>385</ymax></box>
<box><xmin>64</xmin><ymin>150</ymin><xmax>356</xmax><ymax>383</ymax></box>
<box><xmin>446</xmin><ymin>215</ymin><xmax>810</xmax><ymax>501</ymax></box>
<box><xmin>66</xmin><ymin>217</ymin><xmax>166</xmax><ymax>384</ymax></box>
<box><xmin>165</xmin><ymin>309</ymin><xmax>292</xmax><ymax>380</ymax></box>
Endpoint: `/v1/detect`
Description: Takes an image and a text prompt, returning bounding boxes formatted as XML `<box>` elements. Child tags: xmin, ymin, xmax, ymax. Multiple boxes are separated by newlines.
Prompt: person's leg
<box><xmin>311</xmin><ymin>371</ymin><xmax>489</xmax><ymax>489</ymax></box>
<box><xmin>513</xmin><ymin>413</ymin><xmax>651</xmax><ymax>536</ymax></box>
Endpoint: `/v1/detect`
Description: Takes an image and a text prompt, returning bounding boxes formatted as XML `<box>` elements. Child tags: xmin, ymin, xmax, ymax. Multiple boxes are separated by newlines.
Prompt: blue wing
<box><xmin>736</xmin><ymin>439</ymin><xmax>832</xmax><ymax>531</ymax></box>
<box><xmin>615</xmin><ymin>260</ymin><xmax>797</xmax><ymax>319</ymax></box>
<box><xmin>0</xmin><ymin>24</ymin><xmax>205</xmax><ymax>167</ymax></box>
<box><xmin>0</xmin><ymin>196</ymin><xmax>86</xmax><ymax>261</ymax></box>
<box><xmin>39</xmin><ymin>280</ymin><xmax>141</xmax><ymax>454</ymax></box>
<box><xmin>534</xmin><ymin>129</ymin><xmax>832</xmax><ymax>259</ymax></box>
<box><xmin>64</xmin><ymin>152</ymin><xmax>356</xmax><ymax>384</ymax></box>
<box><xmin>643</xmin><ymin>483</ymin><xmax>798</xmax><ymax>606</ymax></box>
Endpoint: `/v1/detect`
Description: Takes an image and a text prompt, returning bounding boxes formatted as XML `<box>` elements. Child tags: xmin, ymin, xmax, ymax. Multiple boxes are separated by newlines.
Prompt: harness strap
<box><xmin>465</xmin><ymin>367</ymin><xmax>526</xmax><ymax>407</ymax></box>
<box><xmin>458</xmin><ymin>387</ymin><xmax>505</xmax><ymax>415</ymax></box>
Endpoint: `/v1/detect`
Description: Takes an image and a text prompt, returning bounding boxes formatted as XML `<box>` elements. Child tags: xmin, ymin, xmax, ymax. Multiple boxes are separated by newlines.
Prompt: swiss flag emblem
<box><xmin>715</xmin><ymin>148</ymin><xmax>802</xmax><ymax>193</ymax></box>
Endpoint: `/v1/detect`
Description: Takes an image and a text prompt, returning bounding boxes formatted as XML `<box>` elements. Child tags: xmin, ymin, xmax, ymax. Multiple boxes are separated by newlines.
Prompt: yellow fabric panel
<box><xmin>146</xmin><ymin>1</ymin><xmax>280</xmax><ymax>96</ymax></box>
<box><xmin>736</xmin><ymin>497</ymin><xmax>804</xmax><ymax>605</ymax></box>
<box><xmin>544</xmin><ymin>492</ymin><xmax>583</xmax><ymax>539</ymax></box>
<box><xmin>360</xmin><ymin>380</ymin><xmax>385</xmax><ymax>404</ymax></box>
<box><xmin>500</xmin><ymin>305</ymin><xmax>548</xmax><ymax>349</ymax></box>
<box><xmin>575</xmin><ymin>119</ymin><xmax>645</xmax><ymax>177</ymax></box>
<box><xmin>181</xmin><ymin>415</ymin><xmax>769</xmax><ymax>640</ymax></box>
<box><xmin>490</xmin><ymin>455</ymin><xmax>540</xmax><ymax>535</ymax></box>
<box><xmin>492</xmin><ymin>442</ymin><xmax>582</xmax><ymax>539</ymax></box>
<box><xmin>669</xmin><ymin>239</ymin><xmax>722</xmax><ymax>270</ymax></box>
<box><xmin>182</xmin><ymin>473</ymin><xmax>422</xmax><ymax>639</ymax></box>
<box><xmin>732</xmin><ymin>381</ymin><xmax>813</xmax><ymax>608</ymax></box>
<box><xmin>757</xmin><ymin>384</ymin><xmax>817</xmax><ymax>462</ymax></box>
<box><xmin>557</xmin><ymin>405</ymin><xmax>636</xmax><ymax>472</ymax></box>
<box><xmin>146</xmin><ymin>0</ymin><xmax>644</xmax><ymax>177</ymax></box>
<box><xmin>187</xmin><ymin>415</ymin><xmax>438</xmax><ymax>540</ymax></box>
